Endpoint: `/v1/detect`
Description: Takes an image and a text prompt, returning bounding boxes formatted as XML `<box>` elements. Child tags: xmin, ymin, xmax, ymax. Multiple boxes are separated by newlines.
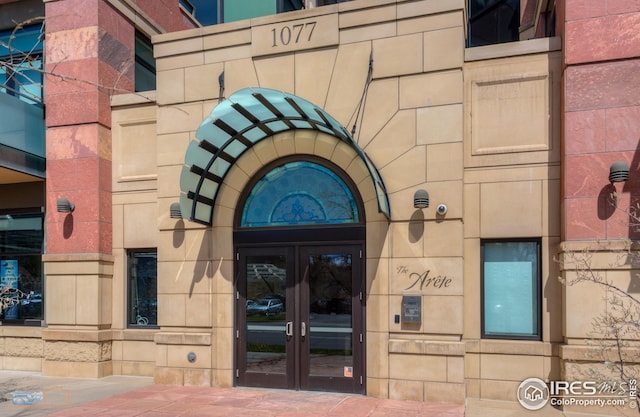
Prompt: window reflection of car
<box><xmin>246</xmin><ymin>299</ymin><xmax>284</xmax><ymax>316</ymax></box>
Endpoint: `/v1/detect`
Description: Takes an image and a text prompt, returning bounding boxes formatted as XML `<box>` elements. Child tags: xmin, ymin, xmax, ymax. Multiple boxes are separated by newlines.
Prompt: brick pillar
<box><xmin>562</xmin><ymin>2</ymin><xmax>640</xmax><ymax>242</ymax></box>
<box><xmin>560</xmin><ymin>1</ymin><xmax>640</xmax><ymax>398</ymax></box>
<box><xmin>42</xmin><ymin>0</ymin><xmax>134</xmax><ymax>377</ymax></box>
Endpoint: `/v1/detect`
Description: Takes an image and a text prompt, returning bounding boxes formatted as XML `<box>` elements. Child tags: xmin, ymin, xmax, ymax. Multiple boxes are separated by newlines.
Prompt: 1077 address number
<box><xmin>271</xmin><ymin>21</ymin><xmax>316</xmax><ymax>47</ymax></box>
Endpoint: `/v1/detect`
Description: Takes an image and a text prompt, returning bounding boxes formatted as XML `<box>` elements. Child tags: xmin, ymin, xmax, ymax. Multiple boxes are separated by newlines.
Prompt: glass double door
<box><xmin>235</xmin><ymin>244</ymin><xmax>364</xmax><ymax>393</ymax></box>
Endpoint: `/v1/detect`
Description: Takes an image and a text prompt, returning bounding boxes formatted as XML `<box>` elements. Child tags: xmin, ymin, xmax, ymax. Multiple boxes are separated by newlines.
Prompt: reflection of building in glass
<box><xmin>0</xmin><ymin>0</ymin><xmax>637</xmax><ymax>414</ymax></box>
<box><xmin>248</xmin><ymin>264</ymin><xmax>286</xmax><ymax>281</ymax></box>
<box><xmin>0</xmin><ymin>213</ymin><xmax>43</xmax><ymax>321</ymax></box>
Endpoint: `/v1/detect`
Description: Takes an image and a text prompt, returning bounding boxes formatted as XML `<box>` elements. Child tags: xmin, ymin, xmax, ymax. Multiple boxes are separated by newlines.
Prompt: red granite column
<box><xmin>42</xmin><ymin>0</ymin><xmax>134</xmax><ymax>377</ymax></box>
<box><xmin>45</xmin><ymin>0</ymin><xmax>135</xmax><ymax>255</ymax></box>
<box><xmin>560</xmin><ymin>1</ymin><xmax>640</xmax><ymax>393</ymax></box>
<box><xmin>562</xmin><ymin>2</ymin><xmax>640</xmax><ymax>241</ymax></box>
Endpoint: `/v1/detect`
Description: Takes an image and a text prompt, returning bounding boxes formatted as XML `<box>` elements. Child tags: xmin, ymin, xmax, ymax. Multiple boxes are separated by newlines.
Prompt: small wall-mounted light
<box><xmin>170</xmin><ymin>202</ymin><xmax>182</xmax><ymax>219</ymax></box>
<box><xmin>413</xmin><ymin>189</ymin><xmax>429</xmax><ymax>209</ymax></box>
<box><xmin>56</xmin><ymin>197</ymin><xmax>75</xmax><ymax>213</ymax></box>
<box><xmin>609</xmin><ymin>161</ymin><xmax>629</xmax><ymax>183</ymax></box>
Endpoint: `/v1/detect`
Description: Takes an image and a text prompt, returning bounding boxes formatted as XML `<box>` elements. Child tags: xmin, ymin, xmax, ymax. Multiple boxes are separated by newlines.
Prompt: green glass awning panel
<box><xmin>244</xmin><ymin>128</ymin><xmax>264</xmax><ymax>142</ymax></box>
<box><xmin>180</xmin><ymin>87</ymin><xmax>390</xmax><ymax>225</ymax></box>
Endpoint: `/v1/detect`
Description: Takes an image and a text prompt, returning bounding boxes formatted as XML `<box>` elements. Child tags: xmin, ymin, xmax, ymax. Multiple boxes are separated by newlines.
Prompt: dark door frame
<box><xmin>234</xmin><ymin>238</ymin><xmax>366</xmax><ymax>394</ymax></box>
<box><xmin>298</xmin><ymin>244</ymin><xmax>364</xmax><ymax>393</ymax></box>
<box><xmin>235</xmin><ymin>246</ymin><xmax>295</xmax><ymax>389</ymax></box>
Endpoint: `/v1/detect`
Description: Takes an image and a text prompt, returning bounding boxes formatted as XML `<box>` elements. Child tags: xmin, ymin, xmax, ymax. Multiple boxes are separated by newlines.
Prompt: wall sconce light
<box><xmin>413</xmin><ymin>189</ymin><xmax>429</xmax><ymax>209</ymax></box>
<box><xmin>170</xmin><ymin>202</ymin><xmax>182</xmax><ymax>219</ymax></box>
<box><xmin>56</xmin><ymin>197</ymin><xmax>75</xmax><ymax>213</ymax></box>
<box><xmin>609</xmin><ymin>161</ymin><xmax>629</xmax><ymax>183</ymax></box>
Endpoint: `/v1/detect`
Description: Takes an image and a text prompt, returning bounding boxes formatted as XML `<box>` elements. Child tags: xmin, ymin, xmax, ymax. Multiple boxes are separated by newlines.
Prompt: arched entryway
<box><xmin>178</xmin><ymin>87</ymin><xmax>390</xmax><ymax>226</ymax></box>
<box><xmin>178</xmin><ymin>87</ymin><xmax>392</xmax><ymax>394</ymax></box>
<box><xmin>233</xmin><ymin>157</ymin><xmax>366</xmax><ymax>394</ymax></box>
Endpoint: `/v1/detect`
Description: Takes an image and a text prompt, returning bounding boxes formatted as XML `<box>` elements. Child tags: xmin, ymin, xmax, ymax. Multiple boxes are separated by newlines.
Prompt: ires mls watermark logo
<box><xmin>517</xmin><ymin>378</ymin><xmax>550</xmax><ymax>410</ymax></box>
<box><xmin>517</xmin><ymin>377</ymin><xmax>638</xmax><ymax>411</ymax></box>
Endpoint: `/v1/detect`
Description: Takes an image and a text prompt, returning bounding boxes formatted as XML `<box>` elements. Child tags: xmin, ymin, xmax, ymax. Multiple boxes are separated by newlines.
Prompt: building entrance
<box><xmin>232</xmin><ymin>157</ymin><xmax>367</xmax><ymax>393</ymax></box>
<box><xmin>235</xmin><ymin>243</ymin><xmax>364</xmax><ymax>393</ymax></box>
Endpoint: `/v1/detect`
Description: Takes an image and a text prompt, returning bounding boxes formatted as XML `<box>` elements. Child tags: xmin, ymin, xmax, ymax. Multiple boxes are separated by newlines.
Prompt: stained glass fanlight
<box><xmin>240</xmin><ymin>161</ymin><xmax>359</xmax><ymax>228</ymax></box>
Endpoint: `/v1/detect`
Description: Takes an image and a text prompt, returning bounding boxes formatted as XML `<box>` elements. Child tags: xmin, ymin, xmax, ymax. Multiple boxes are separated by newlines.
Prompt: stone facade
<box><xmin>108</xmin><ymin>0</ymin><xmax>560</xmax><ymax>405</ymax></box>
<box><xmin>1</xmin><ymin>0</ymin><xmax>638</xmax><ymax>414</ymax></box>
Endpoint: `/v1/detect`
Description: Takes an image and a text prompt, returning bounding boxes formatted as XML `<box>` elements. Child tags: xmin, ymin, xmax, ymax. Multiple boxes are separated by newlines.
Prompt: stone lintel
<box><xmin>560</xmin><ymin>344</ymin><xmax>640</xmax><ymax>363</ymax></box>
<box><xmin>558</xmin><ymin>239</ymin><xmax>640</xmax><ymax>253</ymax></box>
<box><xmin>43</xmin><ymin>252</ymin><xmax>115</xmax><ymax>263</ymax></box>
<box><xmin>465</xmin><ymin>339</ymin><xmax>559</xmax><ymax>356</ymax></box>
<box><xmin>154</xmin><ymin>332</ymin><xmax>212</xmax><ymax>346</ymax></box>
<box><xmin>112</xmin><ymin>329</ymin><xmax>158</xmax><ymax>341</ymax></box>
<box><xmin>43</xmin><ymin>253</ymin><xmax>115</xmax><ymax>276</ymax></box>
<box><xmin>42</xmin><ymin>329</ymin><xmax>115</xmax><ymax>342</ymax></box>
<box><xmin>0</xmin><ymin>326</ymin><xmax>43</xmax><ymax>338</ymax></box>
<box><xmin>389</xmin><ymin>339</ymin><xmax>465</xmax><ymax>356</ymax></box>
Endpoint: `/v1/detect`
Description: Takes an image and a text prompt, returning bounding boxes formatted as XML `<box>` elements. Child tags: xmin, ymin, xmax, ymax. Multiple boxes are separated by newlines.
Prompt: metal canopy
<box><xmin>179</xmin><ymin>87</ymin><xmax>390</xmax><ymax>225</ymax></box>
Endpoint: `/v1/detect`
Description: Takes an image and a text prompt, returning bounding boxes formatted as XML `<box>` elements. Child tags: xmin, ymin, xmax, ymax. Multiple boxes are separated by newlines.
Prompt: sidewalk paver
<box><xmin>44</xmin><ymin>385</ymin><xmax>464</xmax><ymax>417</ymax></box>
<box><xmin>0</xmin><ymin>371</ymin><xmax>464</xmax><ymax>417</ymax></box>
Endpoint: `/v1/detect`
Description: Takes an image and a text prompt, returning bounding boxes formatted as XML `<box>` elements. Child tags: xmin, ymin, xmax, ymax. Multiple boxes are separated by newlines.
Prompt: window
<box><xmin>187</xmin><ymin>0</ymin><xmax>308</xmax><ymax>25</ymax></box>
<box><xmin>179</xmin><ymin>0</ymin><xmax>196</xmax><ymax>15</ymax></box>
<box><xmin>0</xmin><ymin>24</ymin><xmax>44</xmax><ymax>105</ymax></box>
<box><xmin>481</xmin><ymin>239</ymin><xmax>541</xmax><ymax>339</ymax></box>
<box><xmin>316</xmin><ymin>0</ymin><xmax>351</xmax><ymax>5</ymax></box>
<box><xmin>468</xmin><ymin>0</ymin><xmax>520</xmax><ymax>47</ymax></box>
<box><xmin>134</xmin><ymin>31</ymin><xmax>156</xmax><ymax>92</ymax></box>
<box><xmin>188</xmin><ymin>0</ymin><xmax>220</xmax><ymax>25</ymax></box>
<box><xmin>0</xmin><ymin>211</ymin><xmax>44</xmax><ymax>323</ymax></box>
<box><xmin>222</xmin><ymin>0</ymin><xmax>277</xmax><ymax>23</ymax></box>
<box><xmin>281</xmin><ymin>0</ymin><xmax>306</xmax><ymax>12</ymax></box>
<box><xmin>128</xmin><ymin>249</ymin><xmax>158</xmax><ymax>327</ymax></box>
<box><xmin>240</xmin><ymin>160</ymin><xmax>360</xmax><ymax>228</ymax></box>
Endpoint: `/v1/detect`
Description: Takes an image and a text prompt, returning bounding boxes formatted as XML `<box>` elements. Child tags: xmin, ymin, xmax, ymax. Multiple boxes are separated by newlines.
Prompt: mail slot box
<box><xmin>401</xmin><ymin>295</ymin><xmax>421</xmax><ymax>323</ymax></box>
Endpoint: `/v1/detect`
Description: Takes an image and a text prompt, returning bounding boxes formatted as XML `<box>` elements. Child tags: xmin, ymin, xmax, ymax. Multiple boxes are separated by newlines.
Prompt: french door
<box><xmin>235</xmin><ymin>244</ymin><xmax>364</xmax><ymax>393</ymax></box>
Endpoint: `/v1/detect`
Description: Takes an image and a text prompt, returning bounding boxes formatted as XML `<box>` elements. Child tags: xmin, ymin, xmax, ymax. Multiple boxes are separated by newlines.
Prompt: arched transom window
<box><xmin>240</xmin><ymin>161</ymin><xmax>360</xmax><ymax>228</ymax></box>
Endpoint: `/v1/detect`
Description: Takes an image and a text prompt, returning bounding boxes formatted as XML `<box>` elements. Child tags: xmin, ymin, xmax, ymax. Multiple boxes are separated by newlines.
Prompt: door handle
<box><xmin>301</xmin><ymin>321</ymin><xmax>306</xmax><ymax>337</ymax></box>
<box><xmin>285</xmin><ymin>321</ymin><xmax>293</xmax><ymax>337</ymax></box>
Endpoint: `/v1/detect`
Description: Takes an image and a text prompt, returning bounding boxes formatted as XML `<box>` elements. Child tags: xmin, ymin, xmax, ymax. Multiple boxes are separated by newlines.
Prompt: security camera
<box><xmin>436</xmin><ymin>204</ymin><xmax>448</xmax><ymax>215</ymax></box>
